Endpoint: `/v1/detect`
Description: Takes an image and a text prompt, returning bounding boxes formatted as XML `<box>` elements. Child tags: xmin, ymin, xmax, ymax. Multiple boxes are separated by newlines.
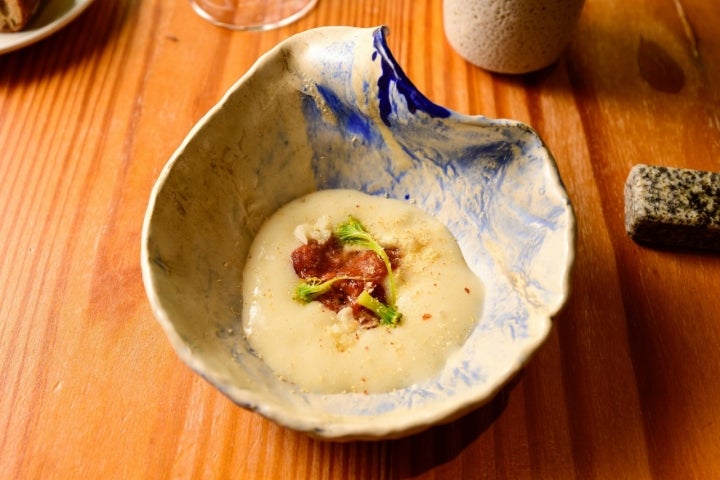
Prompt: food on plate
<box><xmin>292</xmin><ymin>215</ymin><xmax>402</xmax><ymax>328</ymax></box>
<box><xmin>242</xmin><ymin>189</ymin><xmax>484</xmax><ymax>394</ymax></box>
<box><xmin>0</xmin><ymin>0</ymin><xmax>41</xmax><ymax>32</ymax></box>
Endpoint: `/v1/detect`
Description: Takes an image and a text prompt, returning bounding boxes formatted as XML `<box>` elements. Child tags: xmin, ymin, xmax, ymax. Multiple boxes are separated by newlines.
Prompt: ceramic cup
<box><xmin>443</xmin><ymin>0</ymin><xmax>585</xmax><ymax>74</ymax></box>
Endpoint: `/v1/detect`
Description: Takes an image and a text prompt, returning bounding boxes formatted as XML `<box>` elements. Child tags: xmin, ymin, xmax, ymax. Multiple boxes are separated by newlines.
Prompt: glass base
<box><xmin>189</xmin><ymin>0</ymin><xmax>318</xmax><ymax>31</ymax></box>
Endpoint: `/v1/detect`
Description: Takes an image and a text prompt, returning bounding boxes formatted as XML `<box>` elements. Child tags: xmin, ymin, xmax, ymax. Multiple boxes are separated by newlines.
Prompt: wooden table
<box><xmin>2</xmin><ymin>0</ymin><xmax>719</xmax><ymax>478</ymax></box>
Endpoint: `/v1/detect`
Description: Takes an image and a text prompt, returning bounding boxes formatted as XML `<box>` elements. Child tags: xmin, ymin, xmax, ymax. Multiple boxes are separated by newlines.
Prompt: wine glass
<box><xmin>190</xmin><ymin>0</ymin><xmax>318</xmax><ymax>31</ymax></box>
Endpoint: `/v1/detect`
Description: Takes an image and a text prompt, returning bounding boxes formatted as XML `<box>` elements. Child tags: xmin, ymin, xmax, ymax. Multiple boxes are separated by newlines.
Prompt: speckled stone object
<box><xmin>443</xmin><ymin>0</ymin><xmax>585</xmax><ymax>74</ymax></box>
<box><xmin>624</xmin><ymin>164</ymin><xmax>720</xmax><ymax>250</ymax></box>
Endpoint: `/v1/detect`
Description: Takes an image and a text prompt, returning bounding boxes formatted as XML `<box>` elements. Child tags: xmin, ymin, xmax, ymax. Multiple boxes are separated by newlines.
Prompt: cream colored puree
<box><xmin>242</xmin><ymin>189</ymin><xmax>483</xmax><ymax>394</ymax></box>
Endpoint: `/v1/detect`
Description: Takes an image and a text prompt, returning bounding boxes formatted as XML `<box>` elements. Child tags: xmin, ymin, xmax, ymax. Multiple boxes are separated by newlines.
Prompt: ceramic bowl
<box><xmin>141</xmin><ymin>26</ymin><xmax>575</xmax><ymax>441</ymax></box>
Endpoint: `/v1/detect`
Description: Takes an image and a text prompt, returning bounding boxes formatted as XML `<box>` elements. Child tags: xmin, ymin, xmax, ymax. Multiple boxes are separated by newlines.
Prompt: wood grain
<box><xmin>2</xmin><ymin>0</ymin><xmax>719</xmax><ymax>478</ymax></box>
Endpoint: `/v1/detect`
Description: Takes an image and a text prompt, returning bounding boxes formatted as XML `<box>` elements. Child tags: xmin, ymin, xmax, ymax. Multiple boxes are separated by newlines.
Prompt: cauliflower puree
<box><xmin>242</xmin><ymin>189</ymin><xmax>483</xmax><ymax>394</ymax></box>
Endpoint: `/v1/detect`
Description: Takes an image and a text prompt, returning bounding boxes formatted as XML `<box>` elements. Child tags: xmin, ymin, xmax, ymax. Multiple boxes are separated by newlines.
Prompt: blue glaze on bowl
<box><xmin>141</xmin><ymin>26</ymin><xmax>576</xmax><ymax>441</ymax></box>
<box><xmin>371</xmin><ymin>28</ymin><xmax>451</xmax><ymax>125</ymax></box>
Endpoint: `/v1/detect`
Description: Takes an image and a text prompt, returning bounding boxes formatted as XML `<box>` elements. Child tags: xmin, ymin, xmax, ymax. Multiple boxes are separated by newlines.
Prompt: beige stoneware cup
<box><xmin>443</xmin><ymin>0</ymin><xmax>585</xmax><ymax>74</ymax></box>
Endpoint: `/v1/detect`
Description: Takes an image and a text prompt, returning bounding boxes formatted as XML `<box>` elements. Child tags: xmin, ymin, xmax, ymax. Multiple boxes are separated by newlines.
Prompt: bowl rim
<box><xmin>140</xmin><ymin>25</ymin><xmax>577</xmax><ymax>441</ymax></box>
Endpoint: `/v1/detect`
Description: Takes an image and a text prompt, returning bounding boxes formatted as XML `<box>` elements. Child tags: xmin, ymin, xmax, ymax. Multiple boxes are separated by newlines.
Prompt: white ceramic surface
<box><xmin>0</xmin><ymin>0</ymin><xmax>95</xmax><ymax>54</ymax></box>
<box><xmin>141</xmin><ymin>26</ymin><xmax>576</xmax><ymax>440</ymax></box>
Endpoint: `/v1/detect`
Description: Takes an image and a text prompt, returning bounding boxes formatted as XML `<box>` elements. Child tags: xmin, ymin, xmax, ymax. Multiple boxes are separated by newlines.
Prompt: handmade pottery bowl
<box><xmin>141</xmin><ymin>26</ymin><xmax>575</xmax><ymax>441</ymax></box>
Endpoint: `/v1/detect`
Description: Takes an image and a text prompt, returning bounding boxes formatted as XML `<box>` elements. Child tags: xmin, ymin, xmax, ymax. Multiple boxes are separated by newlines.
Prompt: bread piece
<box><xmin>0</xmin><ymin>0</ymin><xmax>42</xmax><ymax>32</ymax></box>
<box><xmin>624</xmin><ymin>164</ymin><xmax>720</xmax><ymax>251</ymax></box>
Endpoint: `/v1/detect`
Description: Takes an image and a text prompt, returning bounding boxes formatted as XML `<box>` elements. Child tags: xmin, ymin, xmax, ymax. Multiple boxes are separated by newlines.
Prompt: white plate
<box><xmin>0</xmin><ymin>0</ymin><xmax>96</xmax><ymax>55</ymax></box>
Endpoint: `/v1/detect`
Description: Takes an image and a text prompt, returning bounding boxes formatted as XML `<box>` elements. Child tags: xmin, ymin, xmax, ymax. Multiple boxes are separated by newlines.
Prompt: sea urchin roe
<box><xmin>241</xmin><ymin>189</ymin><xmax>484</xmax><ymax>394</ymax></box>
